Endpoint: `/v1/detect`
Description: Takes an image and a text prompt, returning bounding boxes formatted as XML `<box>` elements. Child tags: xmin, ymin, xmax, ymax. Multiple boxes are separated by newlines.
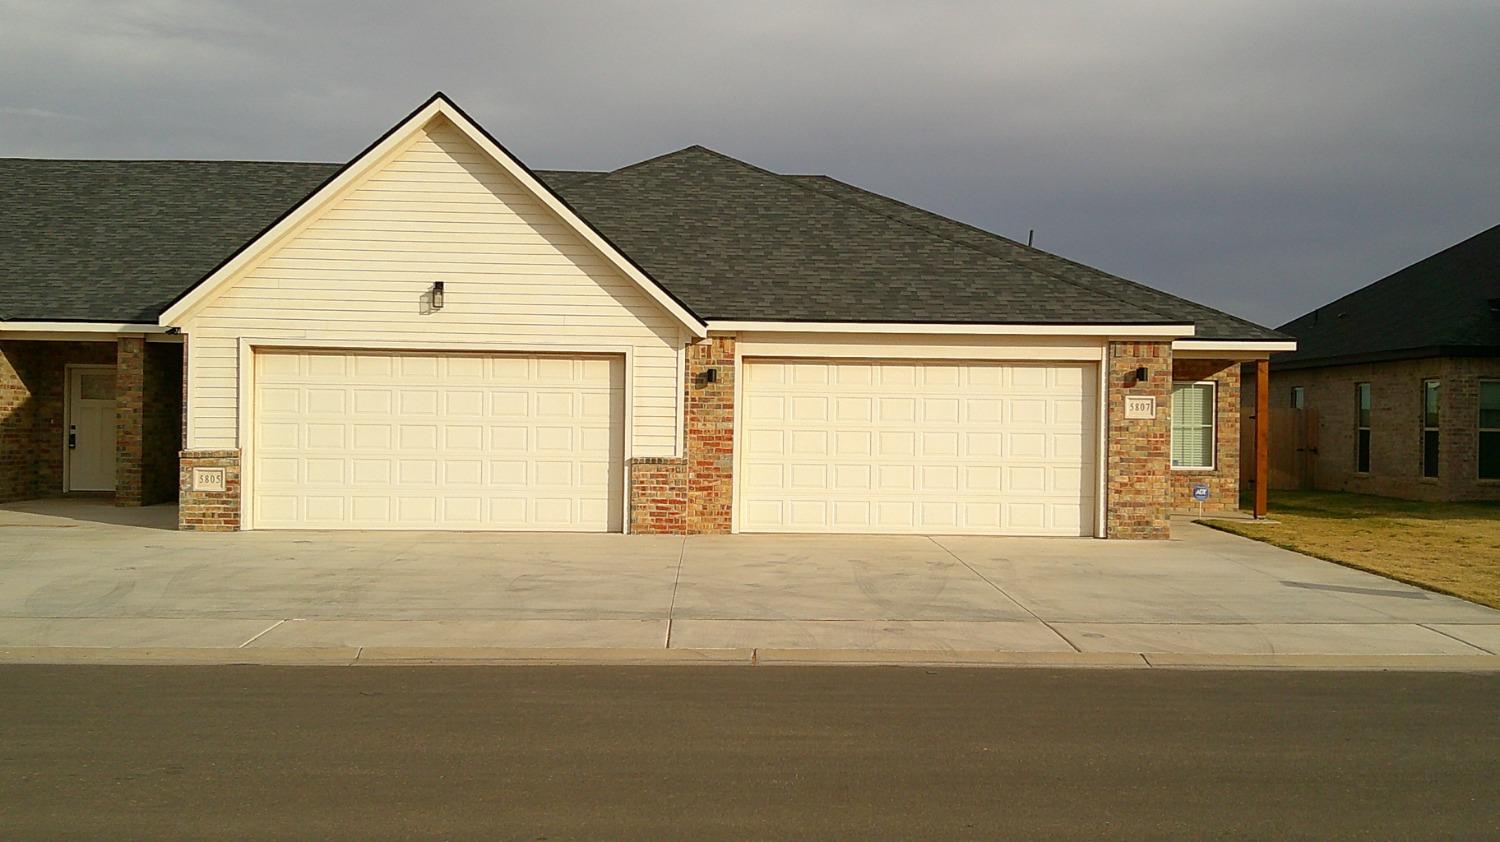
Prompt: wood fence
<box><xmin>1242</xmin><ymin>407</ymin><xmax>1317</xmax><ymax>491</ymax></box>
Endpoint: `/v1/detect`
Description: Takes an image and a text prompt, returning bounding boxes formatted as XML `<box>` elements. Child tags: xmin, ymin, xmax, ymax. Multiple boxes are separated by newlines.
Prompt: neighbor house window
<box><xmin>1422</xmin><ymin>380</ymin><xmax>1440</xmax><ymax>479</ymax></box>
<box><xmin>1480</xmin><ymin>381</ymin><xmax>1500</xmax><ymax>480</ymax></box>
<box><xmin>1290</xmin><ymin>386</ymin><xmax>1305</xmax><ymax>409</ymax></box>
<box><xmin>1355</xmin><ymin>383</ymin><xmax>1371</xmax><ymax>473</ymax></box>
<box><xmin>1171</xmin><ymin>382</ymin><xmax>1216</xmax><ymax>469</ymax></box>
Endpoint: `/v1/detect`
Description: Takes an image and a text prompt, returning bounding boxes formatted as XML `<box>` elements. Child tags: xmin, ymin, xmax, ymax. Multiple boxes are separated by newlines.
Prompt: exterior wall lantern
<box><xmin>430</xmin><ymin>281</ymin><xmax>446</xmax><ymax>310</ymax></box>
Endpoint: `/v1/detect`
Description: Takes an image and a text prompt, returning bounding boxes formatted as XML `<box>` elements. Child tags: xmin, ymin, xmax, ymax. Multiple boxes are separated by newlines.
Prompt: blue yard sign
<box><xmin>1191</xmin><ymin>484</ymin><xmax>1210</xmax><ymax>502</ymax></box>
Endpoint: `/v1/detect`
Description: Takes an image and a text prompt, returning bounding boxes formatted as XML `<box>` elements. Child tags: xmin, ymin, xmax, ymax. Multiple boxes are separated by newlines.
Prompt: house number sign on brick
<box><xmin>1124</xmin><ymin>395</ymin><xmax>1157</xmax><ymax>419</ymax></box>
<box><xmin>191</xmin><ymin>467</ymin><xmax>226</xmax><ymax>492</ymax></box>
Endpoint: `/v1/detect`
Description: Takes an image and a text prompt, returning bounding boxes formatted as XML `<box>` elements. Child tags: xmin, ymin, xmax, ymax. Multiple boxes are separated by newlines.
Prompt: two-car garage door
<box><xmin>739</xmin><ymin>360</ymin><xmax>1097</xmax><ymax>536</ymax></box>
<box><xmin>252</xmin><ymin>350</ymin><xmax>624</xmax><ymax>530</ymax></box>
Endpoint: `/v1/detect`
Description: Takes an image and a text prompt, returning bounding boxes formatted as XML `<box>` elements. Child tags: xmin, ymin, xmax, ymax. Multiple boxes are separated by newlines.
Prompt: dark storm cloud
<box><xmin>2</xmin><ymin>0</ymin><xmax>1497</xmax><ymax>327</ymax></box>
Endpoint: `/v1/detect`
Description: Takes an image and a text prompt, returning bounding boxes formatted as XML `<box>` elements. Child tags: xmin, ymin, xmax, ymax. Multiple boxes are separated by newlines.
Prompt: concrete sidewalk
<box><xmin>2</xmin><ymin>498</ymin><xmax>1498</xmax><ymax>668</ymax></box>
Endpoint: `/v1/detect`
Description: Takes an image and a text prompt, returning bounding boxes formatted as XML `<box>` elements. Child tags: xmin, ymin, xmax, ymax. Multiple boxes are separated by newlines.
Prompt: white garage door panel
<box><xmin>253</xmin><ymin>351</ymin><xmax>624</xmax><ymax>530</ymax></box>
<box><xmin>740</xmin><ymin>360</ymin><xmax>1096</xmax><ymax>536</ymax></box>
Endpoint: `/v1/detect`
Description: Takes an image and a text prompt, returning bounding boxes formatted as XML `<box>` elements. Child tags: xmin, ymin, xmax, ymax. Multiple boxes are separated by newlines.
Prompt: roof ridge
<box><xmin>1278</xmin><ymin>221</ymin><xmax>1500</xmax><ymax>330</ymax></box>
<box><xmin>793</xmin><ymin>173</ymin><xmax>1276</xmax><ymax>336</ymax></box>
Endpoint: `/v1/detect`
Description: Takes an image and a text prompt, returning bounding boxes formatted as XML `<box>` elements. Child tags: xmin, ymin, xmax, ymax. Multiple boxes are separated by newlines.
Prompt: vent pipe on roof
<box><xmin>1027</xmin><ymin>229</ymin><xmax>1035</xmax><ymax>247</ymax></box>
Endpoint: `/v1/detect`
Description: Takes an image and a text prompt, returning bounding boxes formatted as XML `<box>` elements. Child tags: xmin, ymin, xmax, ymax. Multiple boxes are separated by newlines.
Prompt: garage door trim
<box><xmin>234</xmin><ymin>338</ymin><xmax>638</xmax><ymax>532</ymax></box>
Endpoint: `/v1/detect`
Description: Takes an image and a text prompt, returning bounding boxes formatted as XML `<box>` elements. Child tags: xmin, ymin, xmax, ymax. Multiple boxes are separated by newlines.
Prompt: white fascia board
<box><xmin>158</xmin><ymin>94</ymin><xmax>707</xmax><ymax>338</ymax></box>
<box><xmin>1173</xmin><ymin>339</ymin><xmax>1297</xmax><ymax>354</ymax></box>
<box><xmin>1</xmin><ymin>322</ymin><xmax>170</xmax><ymax>335</ymax></box>
<box><xmin>706</xmin><ymin>321</ymin><xmax>1195</xmax><ymax>337</ymax></box>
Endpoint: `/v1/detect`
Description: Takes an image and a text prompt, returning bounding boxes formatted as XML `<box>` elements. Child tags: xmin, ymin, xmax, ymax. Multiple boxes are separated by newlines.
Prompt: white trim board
<box><xmin>709</xmin><ymin>321</ymin><xmax>1194</xmax><ymax>337</ymax></box>
<box><xmin>158</xmin><ymin>93</ymin><xmax>706</xmax><ymax>338</ymax></box>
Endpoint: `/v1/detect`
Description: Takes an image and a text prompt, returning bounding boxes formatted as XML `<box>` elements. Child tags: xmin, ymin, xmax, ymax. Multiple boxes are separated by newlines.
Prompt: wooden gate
<box><xmin>1243</xmin><ymin>407</ymin><xmax>1317</xmax><ymax>491</ymax></box>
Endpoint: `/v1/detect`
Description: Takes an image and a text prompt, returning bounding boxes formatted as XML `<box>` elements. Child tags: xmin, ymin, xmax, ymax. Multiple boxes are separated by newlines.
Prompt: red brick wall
<box><xmin>1169</xmin><ymin>358</ymin><xmax>1241</xmax><ymax>511</ymax></box>
<box><xmin>685</xmin><ymin>337</ymin><xmax>735</xmax><ymax>534</ymax></box>
<box><xmin>178</xmin><ymin>449</ymin><xmax>240</xmax><ymax>531</ymax></box>
<box><xmin>626</xmin><ymin>337</ymin><xmax>737</xmax><ymax>535</ymax></box>
<box><xmin>142</xmin><ymin>342</ymin><xmax>184</xmax><ymax>505</ymax></box>
<box><xmin>115</xmin><ymin>337</ymin><xmax>146</xmax><ymax>505</ymax></box>
<box><xmin>0</xmin><ymin>341</ymin><xmax>117</xmax><ymax>499</ymax></box>
<box><xmin>628</xmin><ymin>457</ymin><xmax>686</xmax><ymax>534</ymax></box>
<box><xmin>0</xmin><ymin>342</ymin><xmax>37</xmax><ymax>502</ymax></box>
<box><xmin>1106</xmin><ymin>341</ymin><xmax>1172</xmax><ymax>538</ymax></box>
<box><xmin>1270</xmin><ymin>356</ymin><xmax>1500</xmax><ymax>502</ymax></box>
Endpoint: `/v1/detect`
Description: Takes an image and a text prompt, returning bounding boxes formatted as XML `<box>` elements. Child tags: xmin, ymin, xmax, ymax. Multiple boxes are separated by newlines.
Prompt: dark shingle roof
<box><xmin>1274</xmin><ymin>224</ymin><xmax>1500</xmax><ymax>369</ymax></box>
<box><xmin>0</xmin><ymin>150</ymin><xmax>1282</xmax><ymax>339</ymax></box>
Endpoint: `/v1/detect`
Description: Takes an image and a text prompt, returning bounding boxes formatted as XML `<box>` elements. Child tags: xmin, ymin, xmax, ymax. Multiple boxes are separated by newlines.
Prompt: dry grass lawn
<box><xmin>1205</xmin><ymin>491</ymin><xmax>1500</xmax><ymax>609</ymax></box>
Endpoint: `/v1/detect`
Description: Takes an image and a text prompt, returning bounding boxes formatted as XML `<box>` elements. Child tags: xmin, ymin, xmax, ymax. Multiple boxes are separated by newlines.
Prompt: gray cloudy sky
<box><xmin>3</xmin><ymin>1</ymin><xmax>1498</xmax><ymax>328</ymax></box>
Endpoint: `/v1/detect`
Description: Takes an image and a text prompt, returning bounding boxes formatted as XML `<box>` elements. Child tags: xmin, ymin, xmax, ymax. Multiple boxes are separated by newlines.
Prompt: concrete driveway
<box><xmin>2</xmin><ymin>499</ymin><xmax>1498</xmax><ymax>660</ymax></box>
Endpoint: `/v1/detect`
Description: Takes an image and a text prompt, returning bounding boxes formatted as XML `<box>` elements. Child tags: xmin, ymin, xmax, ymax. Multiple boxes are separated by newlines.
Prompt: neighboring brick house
<box><xmin>1270</xmin><ymin>224</ymin><xmax>1500</xmax><ymax>501</ymax></box>
<box><xmin>0</xmin><ymin>93</ymin><xmax>1292</xmax><ymax>538</ymax></box>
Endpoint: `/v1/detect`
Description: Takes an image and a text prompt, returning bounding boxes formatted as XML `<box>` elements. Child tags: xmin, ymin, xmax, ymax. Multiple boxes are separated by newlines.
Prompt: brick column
<box><xmin>1106</xmin><ymin>341</ymin><xmax>1172</xmax><ymax>539</ymax></box>
<box><xmin>685</xmin><ymin>337</ymin><xmax>735</xmax><ymax>534</ymax></box>
<box><xmin>115</xmin><ymin>336</ymin><xmax>146</xmax><ymax>506</ymax></box>
<box><xmin>178</xmin><ymin>449</ymin><xmax>241</xmax><ymax>531</ymax></box>
<box><xmin>628</xmin><ymin>457</ymin><xmax>686</xmax><ymax>534</ymax></box>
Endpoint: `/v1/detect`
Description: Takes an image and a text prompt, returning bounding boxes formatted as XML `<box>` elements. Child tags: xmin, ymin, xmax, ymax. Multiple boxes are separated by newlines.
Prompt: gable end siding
<box><xmin>179</xmin><ymin>118</ymin><xmax>682</xmax><ymax>456</ymax></box>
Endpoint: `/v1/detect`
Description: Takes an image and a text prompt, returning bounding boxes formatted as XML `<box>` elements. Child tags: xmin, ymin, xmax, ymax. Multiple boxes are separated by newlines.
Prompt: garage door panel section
<box><xmin>253</xmin><ymin>351</ymin><xmax>624</xmax><ymax>530</ymax></box>
<box><xmin>741</xmin><ymin>360</ymin><xmax>1096</xmax><ymax>536</ymax></box>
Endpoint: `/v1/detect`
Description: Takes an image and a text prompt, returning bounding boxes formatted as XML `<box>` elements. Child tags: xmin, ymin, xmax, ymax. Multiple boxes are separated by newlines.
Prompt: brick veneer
<box><xmin>1106</xmin><ymin>341</ymin><xmax>1172</xmax><ymax>539</ymax></box>
<box><xmin>628</xmin><ymin>456</ymin><xmax>686</xmax><ymax>534</ymax></box>
<box><xmin>142</xmin><ymin>342</ymin><xmax>184</xmax><ymax>505</ymax></box>
<box><xmin>0</xmin><ymin>340</ymin><xmax>118</xmax><ymax>501</ymax></box>
<box><xmin>627</xmin><ymin>337</ymin><xmax>737</xmax><ymax>535</ymax></box>
<box><xmin>685</xmin><ymin>337</ymin><xmax>735</xmax><ymax>533</ymax></box>
<box><xmin>0</xmin><ymin>342</ymin><xmax>33</xmax><ymax>502</ymax></box>
<box><xmin>1268</xmin><ymin>356</ymin><xmax>1500</xmax><ymax>502</ymax></box>
<box><xmin>178</xmin><ymin>449</ymin><xmax>241</xmax><ymax>531</ymax></box>
<box><xmin>1169</xmin><ymin>358</ymin><xmax>1241</xmax><ymax>511</ymax></box>
<box><xmin>115</xmin><ymin>337</ymin><xmax>146</xmax><ymax>505</ymax></box>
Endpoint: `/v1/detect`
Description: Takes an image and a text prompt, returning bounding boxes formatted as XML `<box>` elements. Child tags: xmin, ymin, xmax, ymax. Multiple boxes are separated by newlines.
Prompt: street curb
<box><xmin>2</xmin><ymin>645</ymin><xmax>1498</xmax><ymax>670</ymax></box>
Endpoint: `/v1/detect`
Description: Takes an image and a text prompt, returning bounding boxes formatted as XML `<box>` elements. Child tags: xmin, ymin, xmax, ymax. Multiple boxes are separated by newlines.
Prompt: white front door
<box><xmin>252</xmin><ymin>350</ymin><xmax>626</xmax><ymax>531</ymax></box>
<box><xmin>67</xmin><ymin>366</ymin><xmax>117</xmax><ymax>492</ymax></box>
<box><xmin>739</xmin><ymin>359</ymin><xmax>1097</xmax><ymax>536</ymax></box>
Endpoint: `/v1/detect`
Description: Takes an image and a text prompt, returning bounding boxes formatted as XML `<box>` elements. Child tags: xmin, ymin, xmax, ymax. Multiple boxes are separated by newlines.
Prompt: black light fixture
<box><xmin>1135</xmin><ymin>366</ymin><xmax>1149</xmax><ymax>382</ymax></box>
<box><xmin>704</xmin><ymin>367</ymin><xmax>718</xmax><ymax>384</ymax></box>
<box><xmin>430</xmin><ymin>281</ymin><xmax>445</xmax><ymax>310</ymax></box>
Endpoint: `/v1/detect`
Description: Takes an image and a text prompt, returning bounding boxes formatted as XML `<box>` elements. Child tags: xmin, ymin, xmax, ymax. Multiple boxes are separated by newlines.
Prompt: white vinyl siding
<box><xmin>180</xmin><ymin>117</ymin><xmax>681</xmax><ymax>456</ymax></box>
<box><xmin>740</xmin><ymin>359</ymin><xmax>1097</xmax><ymax>536</ymax></box>
<box><xmin>1170</xmin><ymin>382</ymin><xmax>1215</xmax><ymax>469</ymax></box>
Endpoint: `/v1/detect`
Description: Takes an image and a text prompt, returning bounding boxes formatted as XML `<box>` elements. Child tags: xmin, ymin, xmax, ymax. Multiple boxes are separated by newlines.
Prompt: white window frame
<box><xmin>1170</xmin><ymin>380</ymin><xmax>1217</xmax><ymax>472</ymax></box>
<box><xmin>1478</xmin><ymin>380</ymin><xmax>1500</xmax><ymax>481</ymax></box>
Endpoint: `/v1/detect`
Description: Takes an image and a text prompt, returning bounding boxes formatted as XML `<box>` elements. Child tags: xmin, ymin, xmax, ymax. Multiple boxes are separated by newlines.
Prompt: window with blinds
<box><xmin>1171</xmin><ymin>382</ymin><xmax>1216</xmax><ymax>469</ymax></box>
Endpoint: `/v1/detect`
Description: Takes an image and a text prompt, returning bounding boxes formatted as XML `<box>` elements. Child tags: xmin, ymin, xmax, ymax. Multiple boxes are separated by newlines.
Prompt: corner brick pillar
<box><xmin>178</xmin><ymin>449</ymin><xmax>241</xmax><ymax>531</ymax></box>
<box><xmin>685</xmin><ymin>337</ymin><xmax>735</xmax><ymax>534</ymax></box>
<box><xmin>0</xmin><ymin>341</ymin><xmax>37</xmax><ymax>503</ymax></box>
<box><xmin>114</xmin><ymin>336</ymin><xmax>146</xmax><ymax>506</ymax></box>
<box><xmin>628</xmin><ymin>336</ymin><xmax>737</xmax><ymax>535</ymax></box>
<box><xmin>1106</xmin><ymin>340</ymin><xmax>1172</xmax><ymax>538</ymax></box>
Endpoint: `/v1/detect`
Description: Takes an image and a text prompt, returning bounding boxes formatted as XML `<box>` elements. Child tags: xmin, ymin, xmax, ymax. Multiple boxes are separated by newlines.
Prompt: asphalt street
<box><xmin>2</xmin><ymin>665</ymin><xmax>1497</xmax><ymax>840</ymax></box>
